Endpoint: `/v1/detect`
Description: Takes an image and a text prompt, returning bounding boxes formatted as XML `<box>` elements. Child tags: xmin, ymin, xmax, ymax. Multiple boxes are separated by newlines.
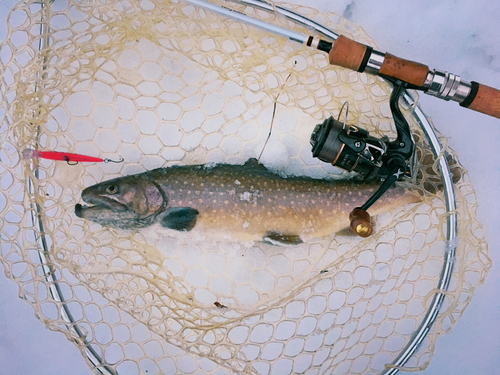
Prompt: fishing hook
<box><xmin>103</xmin><ymin>157</ymin><xmax>125</xmax><ymax>164</ymax></box>
<box><xmin>63</xmin><ymin>156</ymin><xmax>79</xmax><ymax>165</ymax></box>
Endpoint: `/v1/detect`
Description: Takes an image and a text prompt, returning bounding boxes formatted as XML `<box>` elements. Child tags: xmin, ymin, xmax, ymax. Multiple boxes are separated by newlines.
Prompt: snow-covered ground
<box><xmin>1</xmin><ymin>0</ymin><xmax>499</xmax><ymax>374</ymax></box>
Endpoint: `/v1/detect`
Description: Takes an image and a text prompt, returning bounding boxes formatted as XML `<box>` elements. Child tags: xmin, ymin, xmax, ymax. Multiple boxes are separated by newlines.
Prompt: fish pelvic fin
<box><xmin>161</xmin><ymin>207</ymin><xmax>199</xmax><ymax>231</ymax></box>
<box><xmin>264</xmin><ymin>231</ymin><xmax>303</xmax><ymax>245</ymax></box>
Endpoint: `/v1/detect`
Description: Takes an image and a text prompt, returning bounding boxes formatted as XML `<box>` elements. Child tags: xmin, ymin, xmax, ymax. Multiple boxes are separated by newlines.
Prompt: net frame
<box><xmin>0</xmin><ymin>0</ymin><xmax>489</xmax><ymax>374</ymax></box>
<box><xmin>28</xmin><ymin>1</ymin><xmax>457</xmax><ymax>372</ymax></box>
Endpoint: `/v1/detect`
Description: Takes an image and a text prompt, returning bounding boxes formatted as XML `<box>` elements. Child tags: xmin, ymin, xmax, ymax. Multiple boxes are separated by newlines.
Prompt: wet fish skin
<box><xmin>75</xmin><ymin>159</ymin><xmax>420</xmax><ymax>243</ymax></box>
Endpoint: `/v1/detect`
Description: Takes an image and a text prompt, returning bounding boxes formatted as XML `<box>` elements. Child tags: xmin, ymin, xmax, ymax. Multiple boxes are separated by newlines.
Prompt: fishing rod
<box><xmin>184</xmin><ymin>0</ymin><xmax>500</xmax><ymax>119</ymax></box>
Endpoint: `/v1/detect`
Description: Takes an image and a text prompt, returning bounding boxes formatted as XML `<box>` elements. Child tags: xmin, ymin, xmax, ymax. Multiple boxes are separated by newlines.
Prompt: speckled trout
<box><xmin>75</xmin><ymin>159</ymin><xmax>420</xmax><ymax>244</ymax></box>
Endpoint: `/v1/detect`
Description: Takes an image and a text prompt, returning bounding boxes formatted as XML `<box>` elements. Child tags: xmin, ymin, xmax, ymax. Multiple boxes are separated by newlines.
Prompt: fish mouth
<box><xmin>75</xmin><ymin>195</ymin><xmax>128</xmax><ymax>218</ymax></box>
<box><xmin>75</xmin><ymin>199</ymin><xmax>158</xmax><ymax>229</ymax></box>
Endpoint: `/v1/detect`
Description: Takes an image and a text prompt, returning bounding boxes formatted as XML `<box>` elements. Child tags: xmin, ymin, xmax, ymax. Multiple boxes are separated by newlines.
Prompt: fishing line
<box><xmin>257</xmin><ymin>73</ymin><xmax>292</xmax><ymax>161</ymax></box>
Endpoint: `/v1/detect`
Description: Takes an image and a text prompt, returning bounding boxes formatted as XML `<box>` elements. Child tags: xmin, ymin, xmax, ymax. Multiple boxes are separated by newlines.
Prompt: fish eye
<box><xmin>106</xmin><ymin>184</ymin><xmax>118</xmax><ymax>194</ymax></box>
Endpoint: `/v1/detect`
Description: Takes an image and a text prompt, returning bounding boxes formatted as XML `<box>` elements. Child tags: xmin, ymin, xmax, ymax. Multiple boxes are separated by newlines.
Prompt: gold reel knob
<box><xmin>349</xmin><ymin>208</ymin><xmax>373</xmax><ymax>237</ymax></box>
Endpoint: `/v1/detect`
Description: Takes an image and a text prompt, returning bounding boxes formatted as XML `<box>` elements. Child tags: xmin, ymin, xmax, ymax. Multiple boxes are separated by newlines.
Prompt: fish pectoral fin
<box><xmin>161</xmin><ymin>207</ymin><xmax>199</xmax><ymax>231</ymax></box>
<box><xmin>264</xmin><ymin>231</ymin><xmax>303</xmax><ymax>245</ymax></box>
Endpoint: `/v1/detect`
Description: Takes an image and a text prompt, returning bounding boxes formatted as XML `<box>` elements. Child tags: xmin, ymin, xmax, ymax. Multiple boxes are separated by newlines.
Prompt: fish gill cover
<box><xmin>0</xmin><ymin>0</ymin><xmax>490</xmax><ymax>374</ymax></box>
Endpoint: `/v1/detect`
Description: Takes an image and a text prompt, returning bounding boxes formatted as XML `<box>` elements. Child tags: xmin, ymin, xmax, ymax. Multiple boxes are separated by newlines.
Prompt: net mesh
<box><xmin>0</xmin><ymin>0</ymin><xmax>491</xmax><ymax>374</ymax></box>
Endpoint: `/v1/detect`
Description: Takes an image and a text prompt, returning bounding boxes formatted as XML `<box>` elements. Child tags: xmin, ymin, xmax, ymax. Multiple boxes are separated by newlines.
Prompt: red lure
<box><xmin>22</xmin><ymin>149</ymin><xmax>123</xmax><ymax>164</ymax></box>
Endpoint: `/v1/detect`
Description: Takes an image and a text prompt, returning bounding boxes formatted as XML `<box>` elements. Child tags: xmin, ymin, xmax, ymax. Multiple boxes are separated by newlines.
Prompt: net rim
<box><xmin>23</xmin><ymin>1</ymin><xmax>458</xmax><ymax>374</ymax></box>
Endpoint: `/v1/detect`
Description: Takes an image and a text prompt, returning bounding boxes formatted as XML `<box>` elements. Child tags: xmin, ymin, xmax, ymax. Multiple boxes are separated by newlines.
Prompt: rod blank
<box><xmin>184</xmin><ymin>0</ymin><xmax>308</xmax><ymax>43</ymax></box>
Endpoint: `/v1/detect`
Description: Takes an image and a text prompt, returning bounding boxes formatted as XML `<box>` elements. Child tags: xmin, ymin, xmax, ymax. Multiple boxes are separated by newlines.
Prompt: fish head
<box><xmin>75</xmin><ymin>175</ymin><xmax>167</xmax><ymax>228</ymax></box>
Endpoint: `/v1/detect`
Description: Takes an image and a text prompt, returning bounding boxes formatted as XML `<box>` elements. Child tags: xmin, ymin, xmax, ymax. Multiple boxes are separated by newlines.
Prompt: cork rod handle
<box><xmin>329</xmin><ymin>36</ymin><xmax>429</xmax><ymax>86</ymax></box>
<box><xmin>328</xmin><ymin>35</ymin><xmax>500</xmax><ymax>119</ymax></box>
<box><xmin>462</xmin><ymin>83</ymin><xmax>500</xmax><ymax>118</ymax></box>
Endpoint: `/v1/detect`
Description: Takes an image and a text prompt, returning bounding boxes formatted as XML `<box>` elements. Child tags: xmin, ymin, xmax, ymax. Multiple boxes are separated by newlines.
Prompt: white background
<box><xmin>1</xmin><ymin>0</ymin><xmax>499</xmax><ymax>374</ymax></box>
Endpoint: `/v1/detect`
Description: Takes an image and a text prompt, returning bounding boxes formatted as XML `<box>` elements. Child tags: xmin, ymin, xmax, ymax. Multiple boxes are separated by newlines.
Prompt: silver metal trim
<box><xmin>424</xmin><ymin>71</ymin><xmax>434</xmax><ymax>87</ymax></box>
<box><xmin>311</xmin><ymin>37</ymin><xmax>319</xmax><ymax>49</ymax></box>
<box><xmin>425</xmin><ymin>69</ymin><xmax>472</xmax><ymax>103</ymax></box>
<box><xmin>365</xmin><ymin>49</ymin><xmax>386</xmax><ymax>74</ymax></box>
<box><xmin>232</xmin><ymin>0</ymin><xmax>340</xmax><ymax>40</ymax></box>
<box><xmin>453</xmin><ymin>79</ymin><xmax>473</xmax><ymax>103</ymax></box>
<box><xmin>427</xmin><ymin>70</ymin><xmax>448</xmax><ymax>97</ymax></box>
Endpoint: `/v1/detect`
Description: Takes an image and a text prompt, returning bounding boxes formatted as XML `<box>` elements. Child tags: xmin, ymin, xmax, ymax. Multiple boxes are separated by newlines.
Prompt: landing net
<box><xmin>0</xmin><ymin>1</ymin><xmax>490</xmax><ymax>374</ymax></box>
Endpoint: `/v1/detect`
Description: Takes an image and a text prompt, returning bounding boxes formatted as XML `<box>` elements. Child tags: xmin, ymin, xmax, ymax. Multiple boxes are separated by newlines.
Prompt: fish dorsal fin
<box><xmin>264</xmin><ymin>231</ymin><xmax>303</xmax><ymax>245</ymax></box>
<box><xmin>242</xmin><ymin>158</ymin><xmax>274</xmax><ymax>175</ymax></box>
<box><xmin>161</xmin><ymin>207</ymin><xmax>199</xmax><ymax>231</ymax></box>
<box><xmin>244</xmin><ymin>158</ymin><xmax>261</xmax><ymax>167</ymax></box>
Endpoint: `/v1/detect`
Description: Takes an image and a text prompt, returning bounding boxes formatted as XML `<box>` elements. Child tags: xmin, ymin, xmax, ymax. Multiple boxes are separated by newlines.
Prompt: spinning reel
<box><xmin>310</xmin><ymin>78</ymin><xmax>416</xmax><ymax>237</ymax></box>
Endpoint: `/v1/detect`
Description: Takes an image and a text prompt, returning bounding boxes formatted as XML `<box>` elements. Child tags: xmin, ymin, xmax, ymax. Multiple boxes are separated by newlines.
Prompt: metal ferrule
<box><xmin>364</xmin><ymin>49</ymin><xmax>386</xmax><ymax>74</ymax></box>
<box><xmin>425</xmin><ymin>69</ymin><xmax>472</xmax><ymax>103</ymax></box>
<box><xmin>311</xmin><ymin>37</ymin><xmax>319</xmax><ymax>49</ymax></box>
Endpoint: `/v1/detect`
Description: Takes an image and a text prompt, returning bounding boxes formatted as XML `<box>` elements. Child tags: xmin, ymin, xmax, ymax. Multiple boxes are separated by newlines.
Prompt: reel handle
<box><xmin>328</xmin><ymin>35</ymin><xmax>500</xmax><ymax>119</ymax></box>
<box><xmin>349</xmin><ymin>208</ymin><xmax>373</xmax><ymax>238</ymax></box>
<box><xmin>348</xmin><ymin>162</ymin><xmax>405</xmax><ymax>237</ymax></box>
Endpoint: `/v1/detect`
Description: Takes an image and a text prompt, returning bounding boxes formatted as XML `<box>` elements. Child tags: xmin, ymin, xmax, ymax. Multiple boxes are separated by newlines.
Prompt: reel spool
<box><xmin>310</xmin><ymin>114</ymin><xmax>388</xmax><ymax>180</ymax></box>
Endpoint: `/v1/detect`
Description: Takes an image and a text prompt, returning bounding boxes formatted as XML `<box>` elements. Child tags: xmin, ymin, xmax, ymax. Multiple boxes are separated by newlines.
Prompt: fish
<box><xmin>75</xmin><ymin>159</ymin><xmax>421</xmax><ymax>244</ymax></box>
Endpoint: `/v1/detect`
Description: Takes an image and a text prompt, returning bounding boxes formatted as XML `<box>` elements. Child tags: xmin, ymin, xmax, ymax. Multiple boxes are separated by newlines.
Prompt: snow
<box><xmin>1</xmin><ymin>0</ymin><xmax>500</xmax><ymax>374</ymax></box>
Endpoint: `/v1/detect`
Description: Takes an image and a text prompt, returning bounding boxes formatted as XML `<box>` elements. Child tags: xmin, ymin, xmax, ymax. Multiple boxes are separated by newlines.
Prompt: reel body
<box><xmin>311</xmin><ymin>116</ymin><xmax>389</xmax><ymax>179</ymax></box>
